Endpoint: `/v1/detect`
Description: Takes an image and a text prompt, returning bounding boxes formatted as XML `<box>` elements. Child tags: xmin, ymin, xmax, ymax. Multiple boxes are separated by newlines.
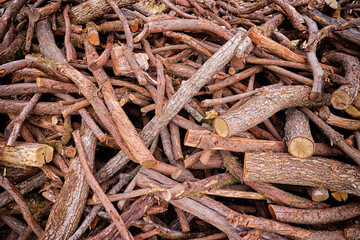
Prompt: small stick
<box><xmin>164</xmin><ymin>31</ymin><xmax>213</xmax><ymax>57</ymax></box>
<box><xmin>72</xmin><ymin>130</ymin><xmax>133</xmax><ymax>240</ymax></box>
<box><xmin>248</xmin><ymin>26</ymin><xmax>306</xmax><ymax>63</ymax></box>
<box><xmin>203</xmin><ymin>188</ymin><xmax>265</xmax><ymax>200</ymax></box>
<box><xmin>69</xmin><ymin>167</ymin><xmax>141</xmax><ymax>240</ymax></box>
<box><xmin>245</xmin><ymin>56</ymin><xmax>311</xmax><ymax>71</ymax></box>
<box><xmin>87</xmin><ymin>187</ymin><xmax>162</xmax><ymax>205</ymax></box>
<box><xmin>7</xmin><ymin>93</ymin><xmax>42</xmax><ymax>146</ymax></box>
<box><xmin>24</xmin><ymin>7</ymin><xmax>38</xmax><ymax>53</ymax></box>
<box><xmin>202</xmin><ymin>88</ymin><xmax>261</xmax><ymax>107</ymax></box>
<box><xmin>303</xmin><ymin>15</ymin><xmax>324</xmax><ymax>101</ymax></box>
<box><xmin>0</xmin><ymin>0</ymin><xmax>27</xmax><ymax>41</ymax></box>
<box><xmin>185</xmin><ymin>129</ymin><xmax>341</xmax><ymax>157</ymax></box>
<box><xmin>63</xmin><ymin>4</ymin><xmax>76</xmax><ymax>62</ymax></box>
<box><xmin>199</xmin><ymin>149</ymin><xmax>213</xmax><ymax>165</ymax></box>
<box><xmin>221</xmin><ymin>151</ymin><xmax>328</xmax><ymax>209</ymax></box>
<box><xmin>306</xmin><ymin>17</ymin><xmax>360</xmax><ymax>51</ymax></box>
<box><xmin>0</xmin><ymin>58</ymin><xmax>69</xmax><ymax>82</ymax></box>
<box><xmin>0</xmin><ymin>176</ymin><xmax>43</xmax><ymax>238</ymax></box>
<box><xmin>227</xmin><ymin>210</ymin><xmax>347</xmax><ymax>239</ymax></box>
<box><xmin>323</xmin><ymin>52</ymin><xmax>360</xmax><ymax>110</ymax></box>
<box><xmin>88</xmin><ymin>33</ymin><xmax>114</xmax><ymax>71</ymax></box>
<box><xmin>160</xmin><ymin>127</ymin><xmax>175</xmax><ymax>162</ymax></box>
<box><xmin>36</xmin><ymin>78</ymin><xmax>79</xmax><ymax>93</ymax></box>
<box><xmin>190</xmin><ymin>233</ymin><xmax>227</xmax><ymax>240</ymax></box>
<box><xmin>269</xmin><ymin>202</ymin><xmax>360</xmax><ymax>225</ymax></box>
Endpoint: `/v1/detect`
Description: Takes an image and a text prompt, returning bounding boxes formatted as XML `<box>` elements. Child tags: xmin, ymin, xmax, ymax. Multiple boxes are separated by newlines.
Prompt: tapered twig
<box><xmin>7</xmin><ymin>93</ymin><xmax>42</xmax><ymax>146</ymax></box>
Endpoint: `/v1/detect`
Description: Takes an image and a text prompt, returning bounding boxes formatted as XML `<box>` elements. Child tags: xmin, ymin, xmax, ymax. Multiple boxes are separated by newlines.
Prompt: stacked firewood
<box><xmin>0</xmin><ymin>0</ymin><xmax>360</xmax><ymax>239</ymax></box>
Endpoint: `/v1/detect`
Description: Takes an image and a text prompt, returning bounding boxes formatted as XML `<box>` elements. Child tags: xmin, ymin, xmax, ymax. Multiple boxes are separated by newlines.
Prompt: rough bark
<box><xmin>244</xmin><ymin>152</ymin><xmax>360</xmax><ymax>196</ymax></box>
<box><xmin>324</xmin><ymin>52</ymin><xmax>360</xmax><ymax>110</ymax></box>
<box><xmin>214</xmin><ymin>85</ymin><xmax>329</xmax><ymax>137</ymax></box>
<box><xmin>58</xmin><ymin>0</ymin><xmax>139</xmax><ymax>25</ymax></box>
<box><xmin>269</xmin><ymin>202</ymin><xmax>360</xmax><ymax>225</ymax></box>
<box><xmin>36</xmin><ymin>19</ymin><xmax>66</xmax><ymax>62</ymax></box>
<box><xmin>318</xmin><ymin>106</ymin><xmax>360</xmax><ymax>130</ymax></box>
<box><xmin>42</xmin><ymin>122</ymin><xmax>96</xmax><ymax>240</ymax></box>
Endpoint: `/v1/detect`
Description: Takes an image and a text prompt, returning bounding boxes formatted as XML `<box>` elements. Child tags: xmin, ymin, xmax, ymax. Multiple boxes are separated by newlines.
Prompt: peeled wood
<box><xmin>0</xmin><ymin>141</ymin><xmax>53</xmax><ymax>167</ymax></box>
<box><xmin>244</xmin><ymin>152</ymin><xmax>360</xmax><ymax>196</ymax></box>
<box><xmin>185</xmin><ymin>129</ymin><xmax>341</xmax><ymax>157</ymax></box>
<box><xmin>269</xmin><ymin>202</ymin><xmax>360</xmax><ymax>225</ymax></box>
<box><xmin>285</xmin><ymin>108</ymin><xmax>315</xmax><ymax>158</ymax></box>
<box><xmin>214</xmin><ymin>85</ymin><xmax>329</xmax><ymax>137</ymax></box>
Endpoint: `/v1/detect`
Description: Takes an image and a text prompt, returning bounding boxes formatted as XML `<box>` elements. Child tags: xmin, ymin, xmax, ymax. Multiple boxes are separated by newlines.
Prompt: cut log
<box><xmin>214</xmin><ymin>85</ymin><xmax>329</xmax><ymax>137</ymax></box>
<box><xmin>243</xmin><ymin>152</ymin><xmax>360</xmax><ymax>196</ymax></box>
<box><xmin>306</xmin><ymin>187</ymin><xmax>329</xmax><ymax>202</ymax></box>
<box><xmin>285</xmin><ymin>108</ymin><xmax>315</xmax><ymax>158</ymax></box>
<box><xmin>0</xmin><ymin>141</ymin><xmax>53</xmax><ymax>168</ymax></box>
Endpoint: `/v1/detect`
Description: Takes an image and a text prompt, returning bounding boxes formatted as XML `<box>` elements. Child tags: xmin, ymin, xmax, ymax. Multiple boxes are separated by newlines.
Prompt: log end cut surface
<box><xmin>288</xmin><ymin>137</ymin><xmax>315</xmax><ymax>158</ymax></box>
<box><xmin>36</xmin><ymin>144</ymin><xmax>54</xmax><ymax>163</ymax></box>
<box><xmin>331</xmin><ymin>90</ymin><xmax>352</xmax><ymax>110</ymax></box>
<box><xmin>214</xmin><ymin>117</ymin><xmax>229</xmax><ymax>137</ymax></box>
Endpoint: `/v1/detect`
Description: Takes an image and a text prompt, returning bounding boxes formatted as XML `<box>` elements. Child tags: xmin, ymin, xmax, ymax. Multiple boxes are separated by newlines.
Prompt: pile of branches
<box><xmin>0</xmin><ymin>0</ymin><xmax>360</xmax><ymax>239</ymax></box>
